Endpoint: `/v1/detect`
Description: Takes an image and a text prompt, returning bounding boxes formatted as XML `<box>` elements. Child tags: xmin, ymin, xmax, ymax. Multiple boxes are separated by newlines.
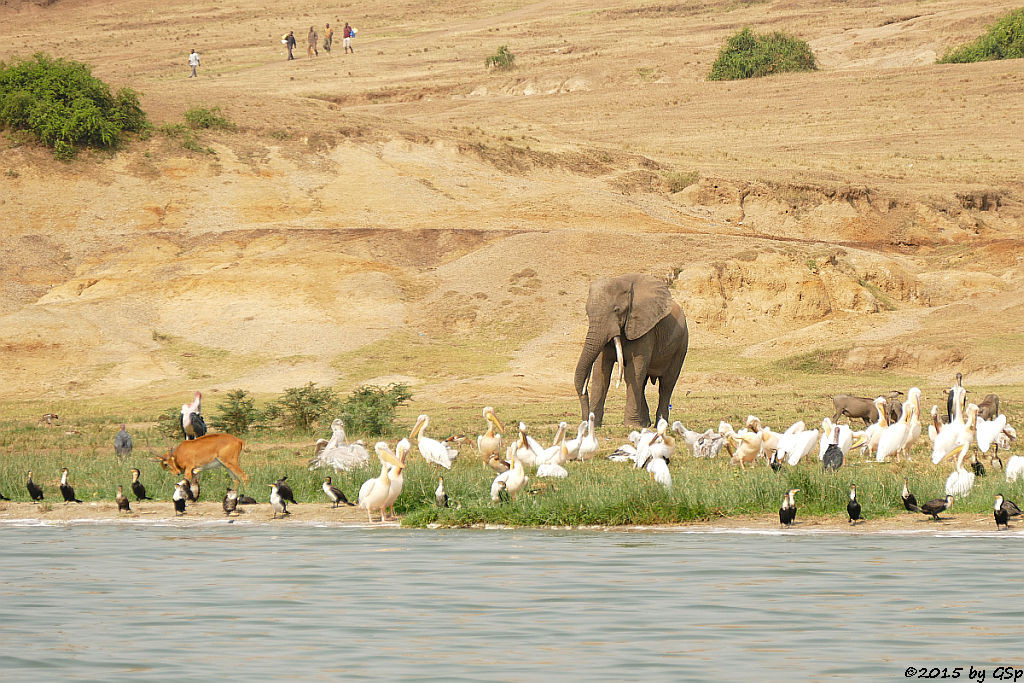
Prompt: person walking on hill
<box><xmin>343</xmin><ymin>22</ymin><xmax>354</xmax><ymax>54</ymax></box>
<box><xmin>307</xmin><ymin>26</ymin><xmax>319</xmax><ymax>58</ymax></box>
<box><xmin>284</xmin><ymin>30</ymin><xmax>297</xmax><ymax>60</ymax></box>
<box><xmin>188</xmin><ymin>49</ymin><xmax>200</xmax><ymax>78</ymax></box>
<box><xmin>324</xmin><ymin>23</ymin><xmax>334</xmax><ymax>54</ymax></box>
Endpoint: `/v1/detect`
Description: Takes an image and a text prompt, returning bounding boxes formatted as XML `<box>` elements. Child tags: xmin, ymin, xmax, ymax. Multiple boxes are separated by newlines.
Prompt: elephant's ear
<box><xmin>625</xmin><ymin>275</ymin><xmax>673</xmax><ymax>340</ymax></box>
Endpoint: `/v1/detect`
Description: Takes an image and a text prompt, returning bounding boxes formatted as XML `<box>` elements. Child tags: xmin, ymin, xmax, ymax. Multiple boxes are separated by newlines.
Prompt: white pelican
<box><xmin>563</xmin><ymin>421</ymin><xmax>587</xmax><ymax>460</ymax></box>
<box><xmin>645</xmin><ymin>457</ymin><xmax>671</xmax><ymax>489</ymax></box>
<box><xmin>358</xmin><ymin>442</ymin><xmax>403</xmax><ymax>523</ymax></box>
<box><xmin>927</xmin><ymin>405</ymin><xmax>942</xmax><ymax>445</ymax></box>
<box><xmin>902</xmin><ymin>388</ymin><xmax>923</xmax><ymax>456</ymax></box>
<box><xmin>649</xmin><ymin>419</ymin><xmax>676</xmax><ymax>463</ymax></box>
<box><xmin>771</xmin><ymin>421</ymin><xmax>802</xmax><ymax>462</ymax></box>
<box><xmin>411</xmin><ymin>414</ymin><xmax>459</xmax><ymax>469</ymax></box>
<box><xmin>670</xmin><ymin>421</ymin><xmax>701</xmax><ymax>457</ymax></box>
<box><xmin>309</xmin><ymin>419</ymin><xmax>371</xmax><ymax>472</ymax></box>
<box><xmin>1005</xmin><ymin>456</ymin><xmax>1024</xmax><ymax>484</ymax></box>
<box><xmin>939</xmin><ymin>405</ymin><xmax>978</xmax><ymax>499</ymax></box>
<box><xmin>852</xmin><ymin>397</ymin><xmax>888</xmax><ymax>459</ymax></box>
<box><xmin>784</xmin><ymin>428</ymin><xmax>820</xmax><ymax>466</ymax></box>
<box><xmin>511</xmin><ymin>422</ymin><xmax>543</xmax><ymax>466</ymax></box>
<box><xmin>477</xmin><ymin>407</ymin><xmax>504</xmax><ymax>461</ymax></box>
<box><xmin>537</xmin><ymin>463</ymin><xmax>569</xmax><ymax>478</ymax></box>
<box><xmin>931</xmin><ymin>388</ymin><xmax>969</xmax><ymax>464</ymax></box>
<box><xmin>976</xmin><ymin>413</ymin><xmax>1008</xmax><ymax>453</ymax></box>
<box><xmin>633</xmin><ymin>429</ymin><xmax>671</xmax><ymax>488</ymax></box>
<box><xmin>536</xmin><ymin>423</ymin><xmax>569</xmax><ymax>466</ymax></box>
<box><xmin>491</xmin><ymin>452</ymin><xmax>527</xmax><ymax>502</ymax></box>
<box><xmin>695</xmin><ymin>429</ymin><xmax>725</xmax><ymax>458</ymax></box>
<box><xmin>382</xmin><ymin>438</ymin><xmax>411</xmax><ymax>521</ymax></box>
<box><xmin>576</xmin><ymin>412</ymin><xmax>599</xmax><ymax>462</ymax></box>
<box><xmin>724</xmin><ymin>428</ymin><xmax>762</xmax><ymax>468</ymax></box>
<box><xmin>608</xmin><ymin>430</ymin><xmax>642</xmax><ymax>462</ymax></box>
<box><xmin>876</xmin><ymin>399</ymin><xmax>913</xmax><ymax>462</ymax></box>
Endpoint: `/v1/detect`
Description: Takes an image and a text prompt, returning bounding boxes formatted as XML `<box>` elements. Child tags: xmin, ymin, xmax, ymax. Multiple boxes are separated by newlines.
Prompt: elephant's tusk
<box><xmin>613</xmin><ymin>336</ymin><xmax>624</xmax><ymax>389</ymax></box>
<box><xmin>581</xmin><ymin>375</ymin><xmax>590</xmax><ymax>397</ymax></box>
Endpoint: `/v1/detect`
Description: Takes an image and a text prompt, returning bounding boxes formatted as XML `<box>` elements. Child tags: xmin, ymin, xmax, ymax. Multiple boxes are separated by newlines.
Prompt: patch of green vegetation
<box><xmin>0</xmin><ymin>53</ymin><xmax>146</xmax><ymax>159</ymax></box>
<box><xmin>210</xmin><ymin>389</ymin><xmax>260</xmax><ymax>435</ymax></box>
<box><xmin>636</xmin><ymin>66</ymin><xmax>659</xmax><ymax>82</ymax></box>
<box><xmin>339</xmin><ymin>383</ymin><xmax>412</xmax><ymax>437</ymax></box>
<box><xmin>158</xmin><ymin>123</ymin><xmax>214</xmax><ymax>154</ymax></box>
<box><xmin>806</xmin><ymin>257</ymin><xmax>819</xmax><ymax>274</ymax></box>
<box><xmin>183</xmin><ymin>105</ymin><xmax>236</xmax><ymax>131</ymax></box>
<box><xmin>708</xmin><ymin>27</ymin><xmax>817</xmax><ymax>81</ymax></box>
<box><xmin>938</xmin><ymin>8</ymin><xmax>1024</xmax><ymax>64</ymax></box>
<box><xmin>858</xmin><ymin>279</ymin><xmax>897</xmax><ymax>311</ymax></box>
<box><xmin>265</xmin><ymin>382</ymin><xmax>338</xmax><ymax>433</ymax></box>
<box><xmin>773</xmin><ymin>348</ymin><xmax>847</xmax><ymax>375</ymax></box>
<box><xmin>663</xmin><ymin>170</ymin><xmax>699</xmax><ymax>193</ymax></box>
<box><xmin>150</xmin><ymin>332</ymin><xmax>264</xmax><ymax>381</ymax></box>
<box><xmin>485</xmin><ymin>45</ymin><xmax>516</xmax><ymax>71</ymax></box>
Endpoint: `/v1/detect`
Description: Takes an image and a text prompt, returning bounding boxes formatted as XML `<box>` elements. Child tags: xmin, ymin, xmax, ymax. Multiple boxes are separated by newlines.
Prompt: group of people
<box><xmin>282</xmin><ymin>22</ymin><xmax>355</xmax><ymax>61</ymax></box>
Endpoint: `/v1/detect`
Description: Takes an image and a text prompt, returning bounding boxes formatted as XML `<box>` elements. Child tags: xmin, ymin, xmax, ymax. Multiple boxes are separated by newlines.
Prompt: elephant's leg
<box><xmin>589</xmin><ymin>346</ymin><xmax>616</xmax><ymax>428</ymax></box>
<box><xmin>624</xmin><ymin>356</ymin><xmax>651</xmax><ymax>428</ymax></box>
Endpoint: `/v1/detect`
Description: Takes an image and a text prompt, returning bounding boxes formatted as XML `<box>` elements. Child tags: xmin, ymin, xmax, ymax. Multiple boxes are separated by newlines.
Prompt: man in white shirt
<box><xmin>188</xmin><ymin>49</ymin><xmax>200</xmax><ymax>78</ymax></box>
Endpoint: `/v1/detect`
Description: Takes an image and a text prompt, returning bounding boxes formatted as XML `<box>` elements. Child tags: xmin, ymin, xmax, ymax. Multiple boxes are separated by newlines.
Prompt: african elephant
<box><xmin>574</xmin><ymin>273</ymin><xmax>689</xmax><ymax>428</ymax></box>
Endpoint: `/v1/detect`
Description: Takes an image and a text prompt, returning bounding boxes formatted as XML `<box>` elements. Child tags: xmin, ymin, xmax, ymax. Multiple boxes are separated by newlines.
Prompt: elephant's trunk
<box><xmin>574</xmin><ymin>330</ymin><xmax>605</xmax><ymax>419</ymax></box>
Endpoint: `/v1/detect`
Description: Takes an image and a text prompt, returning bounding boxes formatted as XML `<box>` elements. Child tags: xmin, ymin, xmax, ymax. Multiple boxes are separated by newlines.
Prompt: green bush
<box><xmin>183</xmin><ymin>105</ymin><xmax>236</xmax><ymax>131</ymax></box>
<box><xmin>210</xmin><ymin>389</ymin><xmax>260</xmax><ymax>435</ymax></box>
<box><xmin>269</xmin><ymin>382</ymin><xmax>339</xmax><ymax>433</ymax></box>
<box><xmin>708</xmin><ymin>27</ymin><xmax>817</xmax><ymax>81</ymax></box>
<box><xmin>156</xmin><ymin>406</ymin><xmax>182</xmax><ymax>439</ymax></box>
<box><xmin>340</xmin><ymin>383</ymin><xmax>413</xmax><ymax>436</ymax></box>
<box><xmin>485</xmin><ymin>45</ymin><xmax>516</xmax><ymax>70</ymax></box>
<box><xmin>938</xmin><ymin>8</ymin><xmax>1024</xmax><ymax>64</ymax></box>
<box><xmin>0</xmin><ymin>53</ymin><xmax>146</xmax><ymax>158</ymax></box>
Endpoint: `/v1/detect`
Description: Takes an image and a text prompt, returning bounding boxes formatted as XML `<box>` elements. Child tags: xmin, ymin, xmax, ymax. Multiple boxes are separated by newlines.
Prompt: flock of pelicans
<box><xmin>5</xmin><ymin>376</ymin><xmax>1024</xmax><ymax>529</ymax></box>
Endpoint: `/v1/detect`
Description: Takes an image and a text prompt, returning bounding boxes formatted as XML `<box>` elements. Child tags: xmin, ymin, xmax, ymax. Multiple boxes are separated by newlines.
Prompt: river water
<box><xmin>1</xmin><ymin>522</ymin><xmax>1022</xmax><ymax>680</ymax></box>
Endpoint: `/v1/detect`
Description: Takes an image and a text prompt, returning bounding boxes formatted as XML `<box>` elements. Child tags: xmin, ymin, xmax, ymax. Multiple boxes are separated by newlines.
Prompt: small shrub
<box><xmin>158</xmin><ymin>122</ymin><xmax>212</xmax><ymax>154</ymax></box>
<box><xmin>340</xmin><ymin>383</ymin><xmax>413</xmax><ymax>436</ymax></box>
<box><xmin>708</xmin><ymin>27</ymin><xmax>817</xmax><ymax>81</ymax></box>
<box><xmin>938</xmin><ymin>8</ymin><xmax>1024</xmax><ymax>64</ymax></box>
<box><xmin>156</xmin><ymin>406</ymin><xmax>182</xmax><ymax>439</ymax></box>
<box><xmin>663</xmin><ymin>170</ymin><xmax>698</xmax><ymax>193</ymax></box>
<box><xmin>183</xmin><ymin>105</ymin><xmax>236</xmax><ymax>131</ymax></box>
<box><xmin>270</xmin><ymin>382</ymin><xmax>339</xmax><ymax>433</ymax></box>
<box><xmin>0</xmin><ymin>53</ymin><xmax>147</xmax><ymax>158</ymax></box>
<box><xmin>485</xmin><ymin>45</ymin><xmax>516</xmax><ymax>71</ymax></box>
<box><xmin>211</xmin><ymin>389</ymin><xmax>260</xmax><ymax>435</ymax></box>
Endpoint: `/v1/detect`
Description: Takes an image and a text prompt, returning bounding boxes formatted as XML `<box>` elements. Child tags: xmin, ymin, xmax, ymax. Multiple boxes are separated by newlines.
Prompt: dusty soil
<box><xmin>0</xmin><ymin>500</ymin><xmax>1013</xmax><ymax>534</ymax></box>
<box><xmin>1</xmin><ymin>0</ymin><xmax>1024</xmax><ymax>402</ymax></box>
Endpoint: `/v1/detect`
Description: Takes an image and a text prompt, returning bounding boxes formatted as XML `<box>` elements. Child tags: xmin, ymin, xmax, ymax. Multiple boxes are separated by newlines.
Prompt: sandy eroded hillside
<box><xmin>1</xmin><ymin>0</ymin><xmax>1023</xmax><ymax>405</ymax></box>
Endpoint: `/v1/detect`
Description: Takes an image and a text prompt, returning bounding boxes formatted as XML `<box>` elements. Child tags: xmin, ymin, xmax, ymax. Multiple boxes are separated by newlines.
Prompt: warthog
<box><xmin>831</xmin><ymin>391</ymin><xmax>903</xmax><ymax>425</ymax></box>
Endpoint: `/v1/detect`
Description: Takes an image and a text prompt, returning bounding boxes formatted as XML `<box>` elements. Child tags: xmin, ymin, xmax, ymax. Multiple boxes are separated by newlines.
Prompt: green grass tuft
<box><xmin>708</xmin><ymin>27</ymin><xmax>817</xmax><ymax>81</ymax></box>
<box><xmin>938</xmin><ymin>8</ymin><xmax>1024</xmax><ymax>64</ymax></box>
<box><xmin>485</xmin><ymin>45</ymin><xmax>516</xmax><ymax>71</ymax></box>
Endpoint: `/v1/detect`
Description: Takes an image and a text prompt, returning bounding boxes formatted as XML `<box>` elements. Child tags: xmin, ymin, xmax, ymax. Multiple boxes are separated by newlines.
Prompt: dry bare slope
<box><xmin>1</xmin><ymin>0</ymin><xmax>1023</xmax><ymax>402</ymax></box>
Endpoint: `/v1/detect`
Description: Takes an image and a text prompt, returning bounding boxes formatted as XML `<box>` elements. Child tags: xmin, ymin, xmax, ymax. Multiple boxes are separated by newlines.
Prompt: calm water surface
<box><xmin>1</xmin><ymin>523</ymin><xmax>1022</xmax><ymax>680</ymax></box>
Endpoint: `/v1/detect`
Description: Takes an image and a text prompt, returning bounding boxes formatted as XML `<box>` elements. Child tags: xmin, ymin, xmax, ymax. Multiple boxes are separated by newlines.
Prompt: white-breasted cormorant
<box><xmin>114</xmin><ymin>424</ymin><xmax>133</xmax><ymax>459</ymax></box>
<box><xmin>189</xmin><ymin>468</ymin><xmax>201</xmax><ymax>502</ymax></box>
<box><xmin>130</xmin><ymin>468</ymin><xmax>152</xmax><ymax>501</ymax></box>
<box><xmin>901</xmin><ymin>478</ymin><xmax>918</xmax><ymax>512</ymax></box>
<box><xmin>435</xmin><ymin>476</ymin><xmax>449</xmax><ymax>508</ymax></box>
<box><xmin>178</xmin><ymin>478</ymin><xmax>196</xmax><ymax>503</ymax></box>
<box><xmin>269</xmin><ymin>483</ymin><xmax>290</xmax><ymax>519</ymax></box>
<box><xmin>847</xmin><ymin>484</ymin><xmax>861</xmax><ymax>524</ymax></box>
<box><xmin>275</xmin><ymin>476</ymin><xmax>297</xmax><ymax>505</ymax></box>
<box><xmin>172</xmin><ymin>482</ymin><xmax>187</xmax><ymax>516</ymax></box>
<box><xmin>994</xmin><ymin>494</ymin><xmax>1022</xmax><ymax>530</ymax></box>
<box><xmin>26</xmin><ymin>471</ymin><xmax>43</xmax><ymax>501</ymax></box>
<box><xmin>914</xmin><ymin>495</ymin><xmax>953</xmax><ymax>521</ymax></box>
<box><xmin>223</xmin><ymin>488</ymin><xmax>239</xmax><ymax>516</ymax></box>
<box><xmin>322</xmin><ymin>477</ymin><xmax>353</xmax><ymax>508</ymax></box>
<box><xmin>116</xmin><ymin>485</ymin><xmax>131</xmax><ymax>513</ymax></box>
<box><xmin>59</xmin><ymin>467</ymin><xmax>82</xmax><ymax>503</ymax></box>
<box><xmin>779</xmin><ymin>488</ymin><xmax>799</xmax><ymax>526</ymax></box>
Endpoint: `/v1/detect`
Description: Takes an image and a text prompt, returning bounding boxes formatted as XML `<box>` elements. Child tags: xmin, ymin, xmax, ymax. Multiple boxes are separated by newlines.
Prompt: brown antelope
<box><xmin>153</xmin><ymin>434</ymin><xmax>249</xmax><ymax>484</ymax></box>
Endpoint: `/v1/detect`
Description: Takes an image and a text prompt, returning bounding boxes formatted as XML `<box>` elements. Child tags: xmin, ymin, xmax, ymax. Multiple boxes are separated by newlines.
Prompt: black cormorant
<box><xmin>130</xmin><ymin>468</ymin><xmax>153</xmax><ymax>501</ymax></box>
<box><xmin>847</xmin><ymin>484</ymin><xmax>862</xmax><ymax>524</ymax></box>
<box><xmin>779</xmin><ymin>488</ymin><xmax>799</xmax><ymax>526</ymax></box>
<box><xmin>59</xmin><ymin>467</ymin><xmax>82</xmax><ymax>504</ymax></box>
<box><xmin>237</xmin><ymin>494</ymin><xmax>258</xmax><ymax>505</ymax></box>
<box><xmin>915</xmin><ymin>495</ymin><xmax>953</xmax><ymax>521</ymax></box>
<box><xmin>269</xmin><ymin>483</ymin><xmax>290</xmax><ymax>519</ymax></box>
<box><xmin>994</xmin><ymin>494</ymin><xmax>1022</xmax><ymax>530</ymax></box>
<box><xmin>435</xmin><ymin>476</ymin><xmax>449</xmax><ymax>508</ymax></box>
<box><xmin>901</xmin><ymin>478</ymin><xmax>918</xmax><ymax>512</ymax></box>
<box><xmin>322</xmin><ymin>477</ymin><xmax>353</xmax><ymax>508</ymax></box>
<box><xmin>26</xmin><ymin>471</ymin><xmax>43</xmax><ymax>501</ymax></box>
<box><xmin>276</xmin><ymin>476</ymin><xmax>297</xmax><ymax>505</ymax></box>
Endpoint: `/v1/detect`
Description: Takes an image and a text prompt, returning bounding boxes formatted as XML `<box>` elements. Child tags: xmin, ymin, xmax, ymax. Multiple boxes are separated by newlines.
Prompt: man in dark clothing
<box><xmin>285</xmin><ymin>31</ymin><xmax>297</xmax><ymax>60</ymax></box>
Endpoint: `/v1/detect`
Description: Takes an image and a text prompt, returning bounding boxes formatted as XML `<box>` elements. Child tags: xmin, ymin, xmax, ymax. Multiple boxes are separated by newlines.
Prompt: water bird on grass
<box><xmin>993</xmin><ymin>494</ymin><xmax>1022</xmax><ymax>530</ymax></box>
<box><xmin>269</xmin><ymin>483</ymin><xmax>290</xmax><ymax>519</ymax></box>
<box><xmin>822</xmin><ymin>426</ymin><xmax>845</xmax><ymax>472</ymax></box>
<box><xmin>939</xmin><ymin>404</ymin><xmax>978</xmax><ymax>498</ymax></box>
<box><xmin>382</xmin><ymin>439</ymin><xmax>410</xmax><ymax>521</ymax></box>
<box><xmin>576</xmin><ymin>412</ymin><xmax>599</xmax><ymax>462</ymax></box>
<box><xmin>172</xmin><ymin>482</ymin><xmax>187</xmax><ymax>516</ymax></box>
<box><xmin>189</xmin><ymin>468</ymin><xmax>201</xmax><ymax>502</ymax></box>
<box><xmin>358</xmin><ymin>442</ymin><xmax>403</xmax><ymax>523</ymax></box>
<box><xmin>223</xmin><ymin>488</ymin><xmax>239</xmax><ymax>516</ymax></box>
<box><xmin>435</xmin><ymin>476</ymin><xmax>449</xmax><ymax>508</ymax></box>
<box><xmin>411</xmin><ymin>414</ymin><xmax>459</xmax><ymax>469</ymax></box>
<box><xmin>912</xmin><ymin>495</ymin><xmax>953</xmax><ymax>521</ymax></box>
<box><xmin>847</xmin><ymin>484</ymin><xmax>861</xmax><ymax>524</ymax></box>
<box><xmin>476</xmin><ymin>407</ymin><xmax>504</xmax><ymax>461</ymax></box>
<box><xmin>237</xmin><ymin>493</ymin><xmax>258</xmax><ymax>505</ymax></box>
<box><xmin>26</xmin><ymin>471</ymin><xmax>43</xmax><ymax>502</ymax></box>
<box><xmin>779</xmin><ymin>488</ymin><xmax>799</xmax><ymax>526</ymax></box>
<box><xmin>180</xmin><ymin>390</ymin><xmax>207</xmax><ymax>440</ymax></box>
<box><xmin>309</xmin><ymin>419</ymin><xmax>370</xmax><ymax>472</ymax></box>
<box><xmin>130</xmin><ymin>468</ymin><xmax>152</xmax><ymax>500</ymax></box>
<box><xmin>322</xmin><ymin>477</ymin><xmax>354</xmax><ymax>508</ymax></box>
<box><xmin>59</xmin><ymin>467</ymin><xmax>82</xmax><ymax>503</ymax></box>
<box><xmin>116</xmin><ymin>485</ymin><xmax>131</xmax><ymax>513</ymax></box>
<box><xmin>901</xmin><ymin>478</ymin><xmax>918</xmax><ymax>512</ymax></box>
<box><xmin>179</xmin><ymin>478</ymin><xmax>196</xmax><ymax>503</ymax></box>
<box><xmin>491</xmin><ymin>451</ymin><xmax>527</xmax><ymax>502</ymax></box>
<box><xmin>564</xmin><ymin>420</ymin><xmax>588</xmax><ymax>460</ymax></box>
<box><xmin>275</xmin><ymin>475</ymin><xmax>297</xmax><ymax>506</ymax></box>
